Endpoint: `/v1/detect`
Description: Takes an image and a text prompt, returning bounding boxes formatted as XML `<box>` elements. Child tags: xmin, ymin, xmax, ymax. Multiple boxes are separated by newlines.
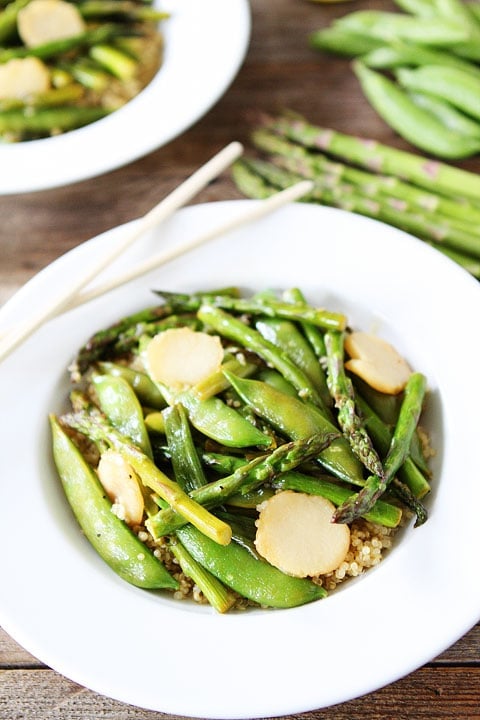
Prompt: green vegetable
<box><xmin>396</xmin><ymin>64</ymin><xmax>480</xmax><ymax>122</ymax></box>
<box><xmin>176</xmin><ymin>525</ymin><xmax>326</xmax><ymax>609</ymax></box>
<box><xmin>224</xmin><ymin>372</ymin><xmax>365</xmax><ymax>485</ymax></box>
<box><xmin>92</xmin><ymin>372</ymin><xmax>153</xmax><ymax>457</ymax></box>
<box><xmin>50</xmin><ymin>415</ymin><xmax>178</xmax><ymax>590</ymax></box>
<box><xmin>354</xmin><ymin>61</ymin><xmax>480</xmax><ymax>159</ymax></box>
<box><xmin>334</xmin><ymin>373</ymin><xmax>428</xmax><ymax>523</ymax></box>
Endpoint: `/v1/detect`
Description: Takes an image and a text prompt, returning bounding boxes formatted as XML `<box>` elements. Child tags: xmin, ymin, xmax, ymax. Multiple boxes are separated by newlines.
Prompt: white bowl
<box><xmin>0</xmin><ymin>0</ymin><xmax>251</xmax><ymax>194</ymax></box>
<box><xmin>0</xmin><ymin>201</ymin><xmax>479</xmax><ymax>717</ymax></box>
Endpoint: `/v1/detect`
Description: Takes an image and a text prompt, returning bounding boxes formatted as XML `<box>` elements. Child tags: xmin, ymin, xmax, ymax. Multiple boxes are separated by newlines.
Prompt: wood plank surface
<box><xmin>0</xmin><ymin>0</ymin><xmax>479</xmax><ymax>717</ymax></box>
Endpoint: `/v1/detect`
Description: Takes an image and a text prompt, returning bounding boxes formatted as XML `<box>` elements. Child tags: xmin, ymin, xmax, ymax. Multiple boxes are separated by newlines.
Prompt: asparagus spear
<box><xmin>260</xmin><ymin>112</ymin><xmax>480</xmax><ymax>202</ymax></box>
<box><xmin>0</xmin><ymin>105</ymin><xmax>111</xmax><ymax>138</ymax></box>
<box><xmin>61</xmin><ymin>397</ymin><xmax>232</xmax><ymax>546</ymax></box>
<box><xmin>324</xmin><ymin>330</ymin><xmax>386</xmax><ymax>480</ymax></box>
<box><xmin>146</xmin><ymin>432</ymin><xmax>341</xmax><ymax>538</ymax></box>
<box><xmin>197</xmin><ymin>303</ymin><xmax>331</xmax><ymax>412</ymax></box>
<box><xmin>251</xmin><ymin>128</ymin><xmax>480</xmax><ymax>226</ymax></box>
<box><xmin>334</xmin><ymin>372</ymin><xmax>428</xmax><ymax>523</ymax></box>
<box><xmin>153</xmin><ymin>289</ymin><xmax>347</xmax><ymax>332</ymax></box>
<box><xmin>0</xmin><ymin>24</ymin><xmax>130</xmax><ymax>62</ymax></box>
<box><xmin>232</xmin><ymin>157</ymin><xmax>480</xmax><ymax>262</ymax></box>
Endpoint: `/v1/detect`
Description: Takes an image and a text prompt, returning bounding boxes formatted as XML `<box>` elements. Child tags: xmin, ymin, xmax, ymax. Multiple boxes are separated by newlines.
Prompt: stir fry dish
<box><xmin>0</xmin><ymin>0</ymin><xmax>167</xmax><ymax>141</ymax></box>
<box><xmin>50</xmin><ymin>288</ymin><xmax>433</xmax><ymax>612</ymax></box>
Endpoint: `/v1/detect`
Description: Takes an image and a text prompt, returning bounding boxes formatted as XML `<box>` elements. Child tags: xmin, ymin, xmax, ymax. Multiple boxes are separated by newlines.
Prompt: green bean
<box><xmin>396</xmin><ymin>65</ymin><xmax>480</xmax><ymax>122</ymax></box>
<box><xmin>176</xmin><ymin>525</ymin><xmax>326</xmax><ymax>608</ymax></box>
<box><xmin>50</xmin><ymin>415</ymin><xmax>178</xmax><ymax>590</ymax></box>
<box><xmin>354</xmin><ymin>61</ymin><xmax>480</xmax><ymax>159</ymax></box>
<box><xmin>0</xmin><ymin>24</ymin><xmax>127</xmax><ymax>62</ymax></box>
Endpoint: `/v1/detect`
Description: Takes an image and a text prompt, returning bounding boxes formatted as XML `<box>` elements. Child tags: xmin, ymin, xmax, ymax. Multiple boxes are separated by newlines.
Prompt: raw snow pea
<box><xmin>396</xmin><ymin>65</ymin><xmax>480</xmax><ymax>122</ymax></box>
<box><xmin>354</xmin><ymin>61</ymin><xmax>480</xmax><ymax>159</ymax></box>
<box><xmin>176</xmin><ymin>524</ymin><xmax>326</xmax><ymax>609</ymax></box>
<box><xmin>50</xmin><ymin>415</ymin><xmax>178</xmax><ymax>590</ymax></box>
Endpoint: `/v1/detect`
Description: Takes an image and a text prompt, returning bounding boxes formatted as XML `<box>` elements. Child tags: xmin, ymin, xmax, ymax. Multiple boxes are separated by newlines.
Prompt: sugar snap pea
<box><xmin>50</xmin><ymin>415</ymin><xmax>178</xmax><ymax>590</ymax></box>
<box><xmin>176</xmin><ymin>525</ymin><xmax>326</xmax><ymax>609</ymax></box>
<box><xmin>354</xmin><ymin>61</ymin><xmax>480</xmax><ymax>159</ymax></box>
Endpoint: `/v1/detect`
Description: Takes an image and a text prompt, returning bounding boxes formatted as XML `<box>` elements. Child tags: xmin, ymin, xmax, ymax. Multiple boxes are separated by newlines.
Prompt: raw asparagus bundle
<box><xmin>231</xmin><ymin>112</ymin><xmax>480</xmax><ymax>277</ymax></box>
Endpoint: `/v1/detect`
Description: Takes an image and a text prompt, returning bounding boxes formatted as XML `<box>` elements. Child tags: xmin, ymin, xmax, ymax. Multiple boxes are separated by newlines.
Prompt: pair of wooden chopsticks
<box><xmin>0</xmin><ymin>142</ymin><xmax>313</xmax><ymax>364</ymax></box>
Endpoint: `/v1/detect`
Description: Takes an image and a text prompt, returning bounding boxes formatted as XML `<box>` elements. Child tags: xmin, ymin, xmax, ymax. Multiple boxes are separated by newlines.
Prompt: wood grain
<box><xmin>0</xmin><ymin>0</ymin><xmax>479</xmax><ymax>717</ymax></box>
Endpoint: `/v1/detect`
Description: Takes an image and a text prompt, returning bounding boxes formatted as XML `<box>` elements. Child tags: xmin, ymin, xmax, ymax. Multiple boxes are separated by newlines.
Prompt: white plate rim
<box><xmin>0</xmin><ymin>201</ymin><xmax>479</xmax><ymax>718</ymax></box>
<box><xmin>0</xmin><ymin>0</ymin><xmax>251</xmax><ymax>195</ymax></box>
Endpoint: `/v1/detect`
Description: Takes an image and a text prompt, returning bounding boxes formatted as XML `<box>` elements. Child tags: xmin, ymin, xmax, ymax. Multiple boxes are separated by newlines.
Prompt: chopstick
<box><xmin>66</xmin><ymin>179</ymin><xmax>314</xmax><ymax>310</ymax></box>
<box><xmin>0</xmin><ymin>141</ymin><xmax>243</xmax><ymax>363</ymax></box>
<box><xmin>0</xmin><ymin>175</ymin><xmax>313</xmax><ymax>364</ymax></box>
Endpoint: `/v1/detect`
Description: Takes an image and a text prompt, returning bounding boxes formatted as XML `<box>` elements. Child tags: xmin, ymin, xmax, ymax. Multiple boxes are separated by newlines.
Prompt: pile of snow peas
<box><xmin>310</xmin><ymin>0</ymin><xmax>480</xmax><ymax>159</ymax></box>
<box><xmin>50</xmin><ymin>287</ymin><xmax>432</xmax><ymax>612</ymax></box>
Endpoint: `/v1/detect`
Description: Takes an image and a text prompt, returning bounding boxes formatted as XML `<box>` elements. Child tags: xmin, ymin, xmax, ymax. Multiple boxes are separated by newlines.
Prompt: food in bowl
<box><xmin>0</xmin><ymin>0</ymin><xmax>167</xmax><ymax>141</ymax></box>
<box><xmin>50</xmin><ymin>287</ymin><xmax>433</xmax><ymax>612</ymax></box>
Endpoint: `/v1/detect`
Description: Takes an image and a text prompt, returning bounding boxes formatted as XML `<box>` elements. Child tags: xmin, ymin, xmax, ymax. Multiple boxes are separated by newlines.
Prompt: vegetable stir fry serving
<box><xmin>51</xmin><ymin>288</ymin><xmax>433</xmax><ymax>612</ymax></box>
<box><xmin>0</xmin><ymin>0</ymin><xmax>167</xmax><ymax>141</ymax></box>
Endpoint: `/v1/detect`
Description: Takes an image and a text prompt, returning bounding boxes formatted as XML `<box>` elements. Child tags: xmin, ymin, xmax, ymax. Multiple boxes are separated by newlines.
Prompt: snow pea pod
<box><xmin>176</xmin><ymin>390</ymin><xmax>272</xmax><ymax>449</ymax></box>
<box><xmin>354</xmin><ymin>62</ymin><xmax>480</xmax><ymax>159</ymax></box>
<box><xmin>255</xmin><ymin>318</ymin><xmax>331</xmax><ymax>412</ymax></box>
<box><xmin>97</xmin><ymin>361</ymin><xmax>166</xmax><ymax>409</ymax></box>
<box><xmin>397</xmin><ymin>65</ymin><xmax>480</xmax><ymax>122</ymax></box>
<box><xmin>50</xmin><ymin>415</ymin><xmax>178</xmax><ymax>590</ymax></box>
<box><xmin>163</xmin><ymin>403</ymin><xmax>207</xmax><ymax>492</ymax></box>
<box><xmin>224</xmin><ymin>372</ymin><xmax>365</xmax><ymax>486</ymax></box>
<box><xmin>92</xmin><ymin>373</ymin><xmax>153</xmax><ymax>458</ymax></box>
<box><xmin>176</xmin><ymin>524</ymin><xmax>326</xmax><ymax>608</ymax></box>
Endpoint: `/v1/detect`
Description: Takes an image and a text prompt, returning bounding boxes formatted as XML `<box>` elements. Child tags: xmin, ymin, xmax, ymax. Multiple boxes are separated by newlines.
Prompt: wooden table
<box><xmin>1</xmin><ymin>0</ymin><xmax>479</xmax><ymax>717</ymax></box>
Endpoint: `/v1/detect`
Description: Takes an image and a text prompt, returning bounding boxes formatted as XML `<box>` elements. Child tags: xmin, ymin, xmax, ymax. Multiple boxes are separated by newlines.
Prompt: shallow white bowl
<box><xmin>0</xmin><ymin>201</ymin><xmax>479</xmax><ymax>718</ymax></box>
<box><xmin>0</xmin><ymin>0</ymin><xmax>250</xmax><ymax>194</ymax></box>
